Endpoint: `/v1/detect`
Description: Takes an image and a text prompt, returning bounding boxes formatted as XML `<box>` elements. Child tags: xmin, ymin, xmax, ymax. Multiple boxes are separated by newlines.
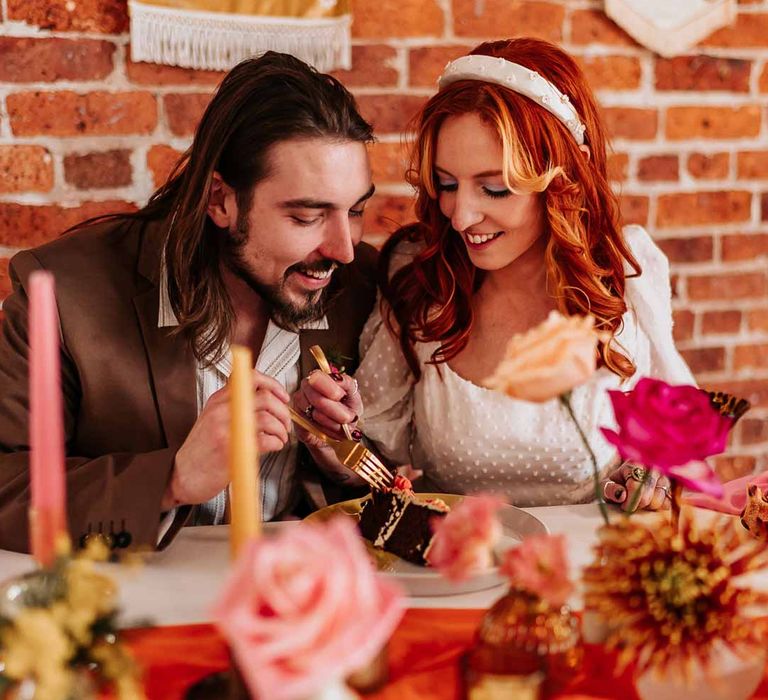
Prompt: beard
<box><xmin>222</xmin><ymin>212</ymin><xmax>336</xmax><ymax>332</ymax></box>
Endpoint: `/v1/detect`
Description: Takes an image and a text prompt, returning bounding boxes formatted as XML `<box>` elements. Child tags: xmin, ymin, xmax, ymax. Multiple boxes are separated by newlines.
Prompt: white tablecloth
<box><xmin>0</xmin><ymin>504</ymin><xmax>610</xmax><ymax>628</ymax></box>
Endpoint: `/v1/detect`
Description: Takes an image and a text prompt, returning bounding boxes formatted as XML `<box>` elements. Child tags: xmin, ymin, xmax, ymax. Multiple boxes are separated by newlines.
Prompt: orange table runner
<box><xmin>120</xmin><ymin>608</ymin><xmax>768</xmax><ymax>700</ymax></box>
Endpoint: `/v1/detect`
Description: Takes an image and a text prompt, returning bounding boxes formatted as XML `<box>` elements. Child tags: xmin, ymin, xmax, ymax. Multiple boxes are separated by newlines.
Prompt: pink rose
<box><xmin>214</xmin><ymin>517</ymin><xmax>404</xmax><ymax>700</ymax></box>
<box><xmin>601</xmin><ymin>378</ymin><xmax>732</xmax><ymax>473</ymax></box>
<box><xmin>500</xmin><ymin>534</ymin><xmax>574</xmax><ymax>607</ymax></box>
<box><xmin>483</xmin><ymin>311</ymin><xmax>608</xmax><ymax>402</ymax></box>
<box><xmin>425</xmin><ymin>494</ymin><xmax>504</xmax><ymax>581</ymax></box>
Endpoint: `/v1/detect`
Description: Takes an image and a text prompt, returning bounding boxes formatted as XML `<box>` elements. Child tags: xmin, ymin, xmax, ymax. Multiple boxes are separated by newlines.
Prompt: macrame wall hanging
<box><xmin>604</xmin><ymin>0</ymin><xmax>736</xmax><ymax>57</ymax></box>
<box><xmin>129</xmin><ymin>0</ymin><xmax>351</xmax><ymax>72</ymax></box>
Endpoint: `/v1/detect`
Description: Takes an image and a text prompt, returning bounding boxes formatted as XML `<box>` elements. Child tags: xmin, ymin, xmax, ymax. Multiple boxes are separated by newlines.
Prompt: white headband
<box><xmin>438</xmin><ymin>55</ymin><xmax>587</xmax><ymax>146</ymax></box>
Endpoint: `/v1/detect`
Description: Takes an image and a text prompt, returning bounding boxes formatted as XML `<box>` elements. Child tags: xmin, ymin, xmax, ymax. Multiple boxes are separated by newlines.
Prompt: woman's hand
<box><xmin>292</xmin><ymin>370</ymin><xmax>366</xmax><ymax>485</ymax></box>
<box><xmin>602</xmin><ymin>462</ymin><xmax>672</xmax><ymax>512</ymax></box>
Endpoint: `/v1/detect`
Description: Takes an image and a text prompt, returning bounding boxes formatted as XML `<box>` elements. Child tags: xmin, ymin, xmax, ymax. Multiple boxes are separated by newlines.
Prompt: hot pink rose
<box><xmin>601</xmin><ymin>378</ymin><xmax>732</xmax><ymax>473</ymax></box>
<box><xmin>501</xmin><ymin>534</ymin><xmax>574</xmax><ymax>607</ymax></box>
<box><xmin>214</xmin><ymin>517</ymin><xmax>404</xmax><ymax>700</ymax></box>
<box><xmin>425</xmin><ymin>494</ymin><xmax>504</xmax><ymax>581</ymax></box>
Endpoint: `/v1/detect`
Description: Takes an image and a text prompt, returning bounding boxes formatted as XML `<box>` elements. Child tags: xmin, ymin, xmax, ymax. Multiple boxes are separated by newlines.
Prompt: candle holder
<box><xmin>461</xmin><ymin>588</ymin><xmax>581</xmax><ymax>700</ymax></box>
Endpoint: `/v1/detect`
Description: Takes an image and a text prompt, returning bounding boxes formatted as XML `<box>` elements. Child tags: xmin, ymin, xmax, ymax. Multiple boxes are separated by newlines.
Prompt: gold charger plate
<box><xmin>305</xmin><ymin>494</ymin><xmax>548</xmax><ymax>597</ymax></box>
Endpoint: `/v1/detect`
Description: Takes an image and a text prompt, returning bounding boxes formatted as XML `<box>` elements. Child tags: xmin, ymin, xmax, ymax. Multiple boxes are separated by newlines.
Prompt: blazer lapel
<box><xmin>132</xmin><ymin>220</ymin><xmax>197</xmax><ymax>449</ymax></box>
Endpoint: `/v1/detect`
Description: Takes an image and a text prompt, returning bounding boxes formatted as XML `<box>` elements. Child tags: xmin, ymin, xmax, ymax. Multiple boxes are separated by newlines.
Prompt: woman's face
<box><xmin>434</xmin><ymin>112</ymin><xmax>545</xmax><ymax>272</ymax></box>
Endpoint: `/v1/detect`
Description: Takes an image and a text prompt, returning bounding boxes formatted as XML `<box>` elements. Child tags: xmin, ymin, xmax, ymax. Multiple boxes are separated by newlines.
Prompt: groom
<box><xmin>0</xmin><ymin>52</ymin><xmax>377</xmax><ymax>554</ymax></box>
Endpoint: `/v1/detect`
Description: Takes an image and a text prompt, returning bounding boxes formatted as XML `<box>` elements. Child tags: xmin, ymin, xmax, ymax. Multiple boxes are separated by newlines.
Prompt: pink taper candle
<box><xmin>28</xmin><ymin>271</ymin><xmax>69</xmax><ymax>566</ymax></box>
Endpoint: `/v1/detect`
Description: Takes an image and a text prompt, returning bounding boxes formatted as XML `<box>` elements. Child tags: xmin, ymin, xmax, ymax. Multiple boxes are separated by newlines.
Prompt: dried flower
<box><xmin>501</xmin><ymin>534</ymin><xmax>574</xmax><ymax>608</ymax></box>
<box><xmin>0</xmin><ymin>545</ymin><xmax>145</xmax><ymax>700</ymax></box>
<box><xmin>425</xmin><ymin>494</ymin><xmax>504</xmax><ymax>581</ymax></box>
<box><xmin>583</xmin><ymin>516</ymin><xmax>768</xmax><ymax>678</ymax></box>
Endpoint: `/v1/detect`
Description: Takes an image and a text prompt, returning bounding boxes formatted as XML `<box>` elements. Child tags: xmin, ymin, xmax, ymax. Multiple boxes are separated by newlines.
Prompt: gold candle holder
<box><xmin>462</xmin><ymin>589</ymin><xmax>581</xmax><ymax>700</ymax></box>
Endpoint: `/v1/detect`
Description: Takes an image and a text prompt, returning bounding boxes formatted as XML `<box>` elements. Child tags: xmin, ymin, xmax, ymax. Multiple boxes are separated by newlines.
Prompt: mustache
<box><xmin>286</xmin><ymin>260</ymin><xmax>339</xmax><ymax>277</ymax></box>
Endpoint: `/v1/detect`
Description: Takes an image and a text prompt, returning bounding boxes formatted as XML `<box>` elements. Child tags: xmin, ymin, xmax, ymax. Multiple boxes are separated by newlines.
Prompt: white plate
<box><xmin>305</xmin><ymin>494</ymin><xmax>548</xmax><ymax>597</ymax></box>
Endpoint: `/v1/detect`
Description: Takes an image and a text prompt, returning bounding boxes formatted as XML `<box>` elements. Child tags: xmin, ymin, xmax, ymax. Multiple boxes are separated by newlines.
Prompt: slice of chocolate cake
<box><xmin>358</xmin><ymin>476</ymin><xmax>450</xmax><ymax>566</ymax></box>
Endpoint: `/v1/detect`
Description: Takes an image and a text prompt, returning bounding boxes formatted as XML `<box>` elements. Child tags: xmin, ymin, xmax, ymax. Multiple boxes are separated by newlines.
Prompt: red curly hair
<box><xmin>380</xmin><ymin>37</ymin><xmax>640</xmax><ymax>381</ymax></box>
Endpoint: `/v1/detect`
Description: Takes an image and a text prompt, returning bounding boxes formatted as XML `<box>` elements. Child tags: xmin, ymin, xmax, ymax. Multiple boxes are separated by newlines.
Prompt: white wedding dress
<box><xmin>355</xmin><ymin>226</ymin><xmax>695</xmax><ymax>506</ymax></box>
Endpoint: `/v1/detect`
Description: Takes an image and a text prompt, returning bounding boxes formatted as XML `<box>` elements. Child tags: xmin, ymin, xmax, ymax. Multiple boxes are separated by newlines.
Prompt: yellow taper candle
<box><xmin>229</xmin><ymin>345</ymin><xmax>261</xmax><ymax>558</ymax></box>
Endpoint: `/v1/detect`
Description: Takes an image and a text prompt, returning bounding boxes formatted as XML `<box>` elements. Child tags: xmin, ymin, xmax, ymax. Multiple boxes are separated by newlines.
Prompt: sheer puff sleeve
<box><xmin>354</xmin><ymin>241</ymin><xmax>421</xmax><ymax>466</ymax></box>
<box><xmin>623</xmin><ymin>225</ymin><xmax>696</xmax><ymax>386</ymax></box>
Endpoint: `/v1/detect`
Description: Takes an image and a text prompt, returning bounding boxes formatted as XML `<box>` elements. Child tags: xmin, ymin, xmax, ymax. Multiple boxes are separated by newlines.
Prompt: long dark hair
<box><xmin>381</xmin><ymin>38</ymin><xmax>639</xmax><ymax>381</ymax></box>
<box><xmin>77</xmin><ymin>52</ymin><xmax>373</xmax><ymax>364</ymax></box>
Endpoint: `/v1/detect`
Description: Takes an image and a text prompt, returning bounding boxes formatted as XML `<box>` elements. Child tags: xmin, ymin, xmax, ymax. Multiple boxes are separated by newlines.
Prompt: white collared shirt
<box><xmin>158</xmin><ymin>269</ymin><xmax>327</xmax><ymax>524</ymax></box>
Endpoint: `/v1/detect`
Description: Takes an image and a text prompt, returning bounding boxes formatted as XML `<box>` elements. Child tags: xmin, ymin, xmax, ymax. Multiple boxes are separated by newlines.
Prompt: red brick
<box><xmin>734</xmin><ymin>344</ymin><xmax>768</xmax><ymax>370</ymax></box>
<box><xmin>761</xmin><ymin>192</ymin><xmax>768</xmax><ymax>221</ymax></box>
<box><xmin>702</xmin><ymin>310</ymin><xmax>742</xmax><ymax>335</ymax></box>
<box><xmin>64</xmin><ymin>150</ymin><xmax>132</xmax><ymax>189</ymax></box>
<box><xmin>656</xmin><ymin>191</ymin><xmax>751</xmax><ymax>227</ymax></box>
<box><xmin>332</xmin><ymin>45</ymin><xmax>399</xmax><ymax>88</ymax></box>
<box><xmin>369</xmin><ymin>142</ymin><xmax>410</xmax><ymax>184</ymax></box>
<box><xmin>673</xmin><ymin>309</ymin><xmax>695</xmax><ymax>342</ymax></box>
<box><xmin>570</xmin><ymin>10</ymin><xmax>636</xmax><ymax>46</ymax></box>
<box><xmin>364</xmin><ymin>194</ymin><xmax>416</xmax><ymax>236</ymax></box>
<box><xmin>7</xmin><ymin>91</ymin><xmax>157</xmax><ymax>137</ymax></box>
<box><xmin>737</xmin><ymin>151</ymin><xmax>768</xmax><ymax>179</ymax></box>
<box><xmin>0</xmin><ymin>201</ymin><xmax>137</xmax><ymax>248</ymax></box>
<box><xmin>740</xmin><ymin>419</ymin><xmax>768</xmax><ymax>446</ymax></box>
<box><xmin>701</xmin><ymin>13</ymin><xmax>768</xmax><ymax>48</ymax></box>
<box><xmin>453</xmin><ymin>0</ymin><xmax>563</xmax><ymax>40</ymax></box>
<box><xmin>656</xmin><ymin>235</ymin><xmax>713</xmax><ymax>263</ymax></box>
<box><xmin>0</xmin><ymin>37</ymin><xmax>115</xmax><ymax>82</ymax></box>
<box><xmin>654</xmin><ymin>56</ymin><xmax>751</xmax><ymax>92</ymax></box>
<box><xmin>7</xmin><ymin>0</ymin><xmax>127</xmax><ymax>33</ymax></box>
<box><xmin>748</xmin><ymin>308</ymin><xmax>768</xmax><ymax>332</ymax></box>
<box><xmin>688</xmin><ymin>152</ymin><xmax>729</xmax><ymax>180</ymax></box>
<box><xmin>147</xmin><ymin>145</ymin><xmax>184</xmax><ymax>189</ymax></box>
<box><xmin>0</xmin><ymin>146</ymin><xmax>53</xmax><ymax>193</ymax></box>
<box><xmin>0</xmin><ymin>258</ymin><xmax>10</xmax><ymax>300</ymax></box>
<box><xmin>607</xmin><ymin>152</ymin><xmax>629</xmax><ymax>182</ymax></box>
<box><xmin>680</xmin><ymin>346</ymin><xmax>726</xmax><ymax>374</ymax></box>
<box><xmin>576</xmin><ymin>56</ymin><xmax>641</xmax><ymax>90</ymax></box>
<box><xmin>666</xmin><ymin>106</ymin><xmax>761</xmax><ymax>140</ymax></box>
<box><xmin>688</xmin><ymin>272</ymin><xmax>768</xmax><ymax>301</ymax></box>
<box><xmin>409</xmin><ymin>46</ymin><xmax>471</xmax><ymax>88</ymax></box>
<box><xmin>126</xmin><ymin>54</ymin><xmax>224</xmax><ymax>86</ymax></box>
<box><xmin>356</xmin><ymin>94</ymin><xmax>427</xmax><ymax>135</ymax></box>
<box><xmin>722</xmin><ymin>233</ymin><xmax>768</xmax><ymax>261</ymax></box>
<box><xmin>164</xmin><ymin>93</ymin><xmax>213</xmax><ymax>137</ymax></box>
<box><xmin>760</xmin><ymin>64</ymin><xmax>768</xmax><ymax>93</ymax></box>
<box><xmin>352</xmin><ymin>0</ymin><xmax>443</xmax><ymax>38</ymax></box>
<box><xmin>619</xmin><ymin>195</ymin><xmax>649</xmax><ymax>227</ymax></box>
<box><xmin>714</xmin><ymin>455</ymin><xmax>757</xmax><ymax>481</ymax></box>
<box><xmin>637</xmin><ymin>155</ymin><xmax>678</xmax><ymax>182</ymax></box>
<box><xmin>602</xmin><ymin>108</ymin><xmax>657</xmax><ymax>140</ymax></box>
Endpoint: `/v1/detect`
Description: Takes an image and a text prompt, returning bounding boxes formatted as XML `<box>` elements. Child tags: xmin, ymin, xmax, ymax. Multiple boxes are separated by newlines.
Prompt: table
<box><xmin>0</xmin><ymin>503</ymin><xmax>604</xmax><ymax>626</ymax></box>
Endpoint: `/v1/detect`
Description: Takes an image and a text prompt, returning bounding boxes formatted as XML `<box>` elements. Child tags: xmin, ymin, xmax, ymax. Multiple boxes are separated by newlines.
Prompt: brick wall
<box><xmin>0</xmin><ymin>0</ymin><xmax>766</xmax><ymax>475</ymax></box>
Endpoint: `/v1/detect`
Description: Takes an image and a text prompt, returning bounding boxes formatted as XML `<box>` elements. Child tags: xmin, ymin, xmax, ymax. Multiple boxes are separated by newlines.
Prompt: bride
<box><xmin>355</xmin><ymin>38</ymin><xmax>694</xmax><ymax>512</ymax></box>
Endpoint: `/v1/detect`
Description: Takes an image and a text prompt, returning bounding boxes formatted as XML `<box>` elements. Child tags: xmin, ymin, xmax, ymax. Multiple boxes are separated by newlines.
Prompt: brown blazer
<box><xmin>0</xmin><ymin>215</ymin><xmax>377</xmax><ymax>554</ymax></box>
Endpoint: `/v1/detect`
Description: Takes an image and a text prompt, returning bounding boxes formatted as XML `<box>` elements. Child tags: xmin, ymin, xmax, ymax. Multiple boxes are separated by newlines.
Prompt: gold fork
<box><xmin>289</xmin><ymin>407</ymin><xmax>393</xmax><ymax>490</ymax></box>
<box><xmin>308</xmin><ymin>344</ymin><xmax>355</xmax><ymax>441</ymax></box>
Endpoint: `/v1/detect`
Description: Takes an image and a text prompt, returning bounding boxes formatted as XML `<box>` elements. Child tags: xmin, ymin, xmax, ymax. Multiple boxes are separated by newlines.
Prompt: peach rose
<box><xmin>214</xmin><ymin>517</ymin><xmax>404</xmax><ymax>700</ymax></box>
<box><xmin>501</xmin><ymin>534</ymin><xmax>574</xmax><ymax>607</ymax></box>
<box><xmin>425</xmin><ymin>494</ymin><xmax>504</xmax><ymax>581</ymax></box>
<box><xmin>484</xmin><ymin>311</ymin><xmax>608</xmax><ymax>402</ymax></box>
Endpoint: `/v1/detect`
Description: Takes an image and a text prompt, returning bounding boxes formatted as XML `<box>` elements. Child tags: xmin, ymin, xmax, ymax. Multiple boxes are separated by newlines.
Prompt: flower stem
<box><xmin>670</xmin><ymin>480</ymin><xmax>683</xmax><ymax>532</ymax></box>
<box><xmin>559</xmin><ymin>394</ymin><xmax>609</xmax><ymax>525</ymax></box>
<box><xmin>625</xmin><ymin>467</ymin><xmax>650</xmax><ymax>515</ymax></box>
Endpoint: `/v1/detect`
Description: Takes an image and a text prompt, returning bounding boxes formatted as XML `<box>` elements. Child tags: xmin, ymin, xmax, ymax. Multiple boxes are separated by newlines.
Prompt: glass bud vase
<box><xmin>462</xmin><ymin>588</ymin><xmax>581</xmax><ymax>700</ymax></box>
<box><xmin>635</xmin><ymin>643</ymin><xmax>766</xmax><ymax>700</ymax></box>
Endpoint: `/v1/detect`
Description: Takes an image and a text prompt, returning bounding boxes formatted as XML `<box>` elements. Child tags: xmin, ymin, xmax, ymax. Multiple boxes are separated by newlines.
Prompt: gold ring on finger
<box><xmin>656</xmin><ymin>484</ymin><xmax>671</xmax><ymax>500</ymax></box>
<box><xmin>629</xmin><ymin>466</ymin><xmax>648</xmax><ymax>482</ymax></box>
